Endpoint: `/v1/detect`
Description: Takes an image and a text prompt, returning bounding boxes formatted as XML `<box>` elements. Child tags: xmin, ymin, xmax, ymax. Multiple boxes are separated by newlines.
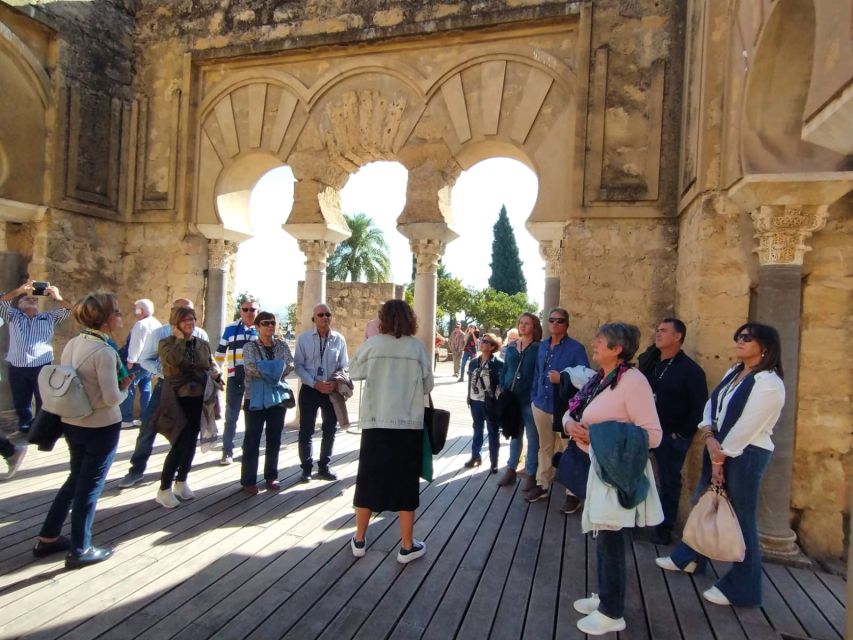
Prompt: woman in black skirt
<box><xmin>349</xmin><ymin>300</ymin><xmax>434</xmax><ymax>564</ymax></box>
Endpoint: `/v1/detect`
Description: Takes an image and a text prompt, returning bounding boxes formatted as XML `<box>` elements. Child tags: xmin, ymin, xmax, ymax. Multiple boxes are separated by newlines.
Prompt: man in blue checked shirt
<box><xmin>0</xmin><ymin>280</ymin><xmax>73</xmax><ymax>433</ymax></box>
<box><xmin>294</xmin><ymin>302</ymin><xmax>348</xmax><ymax>482</ymax></box>
<box><xmin>214</xmin><ymin>294</ymin><xmax>260</xmax><ymax>465</ymax></box>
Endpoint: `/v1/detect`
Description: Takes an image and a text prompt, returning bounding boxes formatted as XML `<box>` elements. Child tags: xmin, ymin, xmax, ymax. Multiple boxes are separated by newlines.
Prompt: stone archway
<box><xmin>192</xmin><ymin>22</ymin><xmax>581</xmax><ymax>352</ymax></box>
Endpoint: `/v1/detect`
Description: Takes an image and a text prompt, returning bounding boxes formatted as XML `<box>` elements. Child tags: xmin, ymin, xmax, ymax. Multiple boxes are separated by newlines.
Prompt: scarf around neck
<box><xmin>81</xmin><ymin>328</ymin><xmax>130</xmax><ymax>382</ymax></box>
<box><xmin>568</xmin><ymin>360</ymin><xmax>632</xmax><ymax>422</ymax></box>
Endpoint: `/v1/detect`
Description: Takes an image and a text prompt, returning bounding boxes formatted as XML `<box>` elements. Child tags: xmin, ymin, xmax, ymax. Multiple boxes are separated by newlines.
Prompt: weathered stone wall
<box><xmin>560</xmin><ymin>217</ymin><xmax>678</xmax><ymax>349</ymax></box>
<box><xmin>794</xmin><ymin>196</ymin><xmax>853</xmax><ymax>561</ymax></box>
<box><xmin>295</xmin><ymin>281</ymin><xmax>404</xmax><ymax>357</ymax></box>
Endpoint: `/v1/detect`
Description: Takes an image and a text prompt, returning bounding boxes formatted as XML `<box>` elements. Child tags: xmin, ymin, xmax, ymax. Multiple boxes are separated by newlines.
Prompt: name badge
<box><xmin>317</xmin><ymin>366</ymin><xmax>325</xmax><ymax>378</ymax></box>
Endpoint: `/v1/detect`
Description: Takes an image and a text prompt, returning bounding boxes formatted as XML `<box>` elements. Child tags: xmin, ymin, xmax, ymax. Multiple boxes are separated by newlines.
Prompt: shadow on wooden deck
<box><xmin>0</xmin><ymin>364</ymin><xmax>845</xmax><ymax>639</ymax></box>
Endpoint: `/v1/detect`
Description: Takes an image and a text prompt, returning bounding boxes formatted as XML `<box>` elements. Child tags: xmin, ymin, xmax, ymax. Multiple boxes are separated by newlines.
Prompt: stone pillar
<box><xmin>540</xmin><ymin>241</ymin><xmax>562</xmax><ymax>328</ymax></box>
<box><xmin>297</xmin><ymin>239</ymin><xmax>335</xmax><ymax>331</ymax></box>
<box><xmin>410</xmin><ymin>238</ymin><xmax>445</xmax><ymax>356</ymax></box>
<box><xmin>205</xmin><ymin>239</ymin><xmax>236</xmax><ymax>344</ymax></box>
<box><xmin>751</xmin><ymin>203</ymin><xmax>828</xmax><ymax>561</ymax></box>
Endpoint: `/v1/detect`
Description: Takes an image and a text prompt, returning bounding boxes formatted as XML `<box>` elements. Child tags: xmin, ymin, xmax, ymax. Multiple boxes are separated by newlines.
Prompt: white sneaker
<box><xmin>576</xmin><ymin>610</ymin><xmax>626</xmax><ymax>635</ymax></box>
<box><xmin>174</xmin><ymin>481</ymin><xmax>195</xmax><ymax>500</ymax></box>
<box><xmin>655</xmin><ymin>556</ymin><xmax>697</xmax><ymax>574</ymax></box>
<box><xmin>573</xmin><ymin>593</ymin><xmax>600</xmax><ymax>614</ymax></box>
<box><xmin>5</xmin><ymin>446</ymin><xmax>27</xmax><ymax>480</ymax></box>
<box><xmin>350</xmin><ymin>536</ymin><xmax>366</xmax><ymax>558</ymax></box>
<box><xmin>132</xmin><ymin>419</ymin><xmax>142</xmax><ymax>427</ymax></box>
<box><xmin>220</xmin><ymin>454</ymin><xmax>233</xmax><ymax>466</ymax></box>
<box><xmin>703</xmin><ymin>586</ymin><xmax>731</xmax><ymax>606</ymax></box>
<box><xmin>397</xmin><ymin>540</ymin><xmax>426</xmax><ymax>564</ymax></box>
<box><xmin>155</xmin><ymin>488</ymin><xmax>181</xmax><ymax>508</ymax></box>
<box><xmin>120</xmin><ymin>421</ymin><xmax>136</xmax><ymax>429</ymax></box>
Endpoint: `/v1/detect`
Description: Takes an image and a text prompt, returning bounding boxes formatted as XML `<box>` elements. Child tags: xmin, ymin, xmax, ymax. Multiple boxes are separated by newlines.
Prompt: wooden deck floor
<box><xmin>0</xmin><ymin>363</ymin><xmax>846</xmax><ymax>640</ymax></box>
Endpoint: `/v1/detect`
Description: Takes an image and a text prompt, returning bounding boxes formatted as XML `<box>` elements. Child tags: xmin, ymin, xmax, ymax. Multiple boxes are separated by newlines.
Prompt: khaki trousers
<box><xmin>533</xmin><ymin>405</ymin><xmax>566</xmax><ymax>490</ymax></box>
<box><xmin>451</xmin><ymin>349</ymin><xmax>462</xmax><ymax>376</ymax></box>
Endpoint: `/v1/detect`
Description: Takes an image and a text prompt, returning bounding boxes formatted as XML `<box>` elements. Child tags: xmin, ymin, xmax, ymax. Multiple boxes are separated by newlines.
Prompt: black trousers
<box><xmin>297</xmin><ymin>385</ymin><xmax>337</xmax><ymax>474</ymax></box>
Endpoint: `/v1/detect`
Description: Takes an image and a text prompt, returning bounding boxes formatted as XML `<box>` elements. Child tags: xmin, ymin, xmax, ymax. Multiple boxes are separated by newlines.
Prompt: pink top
<box><xmin>577</xmin><ymin>368</ymin><xmax>662</xmax><ymax>453</ymax></box>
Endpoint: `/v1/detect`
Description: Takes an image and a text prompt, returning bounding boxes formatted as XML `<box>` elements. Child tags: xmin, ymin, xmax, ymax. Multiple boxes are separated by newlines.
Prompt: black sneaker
<box><xmin>33</xmin><ymin>535</ymin><xmax>70</xmax><ymax>558</ymax></box>
<box><xmin>316</xmin><ymin>468</ymin><xmax>338</xmax><ymax>481</ymax></box>
<box><xmin>299</xmin><ymin>472</ymin><xmax>311</xmax><ymax>484</ymax></box>
<box><xmin>397</xmin><ymin>540</ymin><xmax>426</xmax><ymax>564</ymax></box>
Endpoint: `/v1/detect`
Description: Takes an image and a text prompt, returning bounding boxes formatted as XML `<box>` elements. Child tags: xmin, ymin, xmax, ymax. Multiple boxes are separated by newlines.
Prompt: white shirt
<box><xmin>700</xmin><ymin>368</ymin><xmax>785</xmax><ymax>457</ymax></box>
<box><xmin>139</xmin><ymin>323</ymin><xmax>210</xmax><ymax>378</ymax></box>
<box><xmin>126</xmin><ymin>315</ymin><xmax>162</xmax><ymax>364</ymax></box>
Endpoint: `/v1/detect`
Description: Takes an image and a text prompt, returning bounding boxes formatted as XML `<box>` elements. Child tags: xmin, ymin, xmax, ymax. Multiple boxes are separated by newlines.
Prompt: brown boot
<box><xmin>520</xmin><ymin>475</ymin><xmax>537</xmax><ymax>492</ymax></box>
<box><xmin>498</xmin><ymin>468</ymin><xmax>517</xmax><ymax>487</ymax></box>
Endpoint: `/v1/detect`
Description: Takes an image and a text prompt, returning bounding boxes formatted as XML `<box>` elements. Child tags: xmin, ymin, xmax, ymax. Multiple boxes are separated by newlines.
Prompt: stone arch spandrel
<box><xmin>195</xmin><ymin>79</ymin><xmax>310</xmax><ymax>234</ymax></box>
<box><xmin>726</xmin><ymin>0</ymin><xmax>847</xmax><ymax>181</ymax></box>
<box><xmin>0</xmin><ymin>21</ymin><xmax>51</xmax><ymax>213</ymax></box>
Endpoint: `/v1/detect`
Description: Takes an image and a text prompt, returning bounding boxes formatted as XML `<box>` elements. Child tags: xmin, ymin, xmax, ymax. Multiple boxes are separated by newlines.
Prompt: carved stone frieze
<box><xmin>207</xmin><ymin>238</ymin><xmax>237</xmax><ymax>270</ymax></box>
<box><xmin>298</xmin><ymin>239</ymin><xmax>336</xmax><ymax>271</ymax></box>
<box><xmin>410</xmin><ymin>239</ymin><xmax>445</xmax><ymax>275</ymax></box>
<box><xmin>751</xmin><ymin>204</ymin><xmax>829</xmax><ymax>266</ymax></box>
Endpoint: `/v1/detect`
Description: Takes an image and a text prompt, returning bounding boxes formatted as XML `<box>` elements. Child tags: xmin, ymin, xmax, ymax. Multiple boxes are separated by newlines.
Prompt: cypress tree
<box><xmin>488</xmin><ymin>205</ymin><xmax>527</xmax><ymax>295</ymax></box>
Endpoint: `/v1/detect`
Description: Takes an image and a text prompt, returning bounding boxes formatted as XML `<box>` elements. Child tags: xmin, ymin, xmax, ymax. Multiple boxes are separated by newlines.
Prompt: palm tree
<box><xmin>326</xmin><ymin>213</ymin><xmax>391</xmax><ymax>282</ymax></box>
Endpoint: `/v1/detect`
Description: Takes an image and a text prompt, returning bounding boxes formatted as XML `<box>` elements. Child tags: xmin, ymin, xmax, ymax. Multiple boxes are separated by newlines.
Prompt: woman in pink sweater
<box><xmin>563</xmin><ymin>322</ymin><xmax>661</xmax><ymax>636</ymax></box>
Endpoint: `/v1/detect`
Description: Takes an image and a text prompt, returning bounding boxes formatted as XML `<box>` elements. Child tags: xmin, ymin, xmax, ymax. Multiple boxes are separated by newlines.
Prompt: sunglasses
<box><xmin>481</xmin><ymin>340</ymin><xmax>494</xmax><ymax>347</ymax></box>
<box><xmin>242</xmin><ymin>307</ymin><xmax>258</xmax><ymax>313</ymax></box>
<box><xmin>734</xmin><ymin>333</ymin><xmax>755</xmax><ymax>343</ymax></box>
<box><xmin>259</xmin><ymin>320</ymin><xmax>276</xmax><ymax>327</ymax></box>
<box><xmin>316</xmin><ymin>312</ymin><xmax>332</xmax><ymax>318</ymax></box>
<box><xmin>548</xmin><ymin>317</ymin><xmax>567</xmax><ymax>324</ymax></box>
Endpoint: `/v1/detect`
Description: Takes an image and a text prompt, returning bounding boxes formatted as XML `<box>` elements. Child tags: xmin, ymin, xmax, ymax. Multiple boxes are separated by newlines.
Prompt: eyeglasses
<box><xmin>259</xmin><ymin>320</ymin><xmax>276</xmax><ymax>327</ymax></box>
<box><xmin>548</xmin><ymin>317</ymin><xmax>567</xmax><ymax>324</ymax></box>
<box><xmin>316</xmin><ymin>313</ymin><xmax>332</xmax><ymax>318</ymax></box>
<box><xmin>241</xmin><ymin>307</ymin><xmax>258</xmax><ymax>313</ymax></box>
<box><xmin>734</xmin><ymin>333</ymin><xmax>755</xmax><ymax>343</ymax></box>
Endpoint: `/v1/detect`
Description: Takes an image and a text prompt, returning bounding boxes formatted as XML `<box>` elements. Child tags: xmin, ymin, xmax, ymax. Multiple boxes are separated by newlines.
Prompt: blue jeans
<box><xmin>507</xmin><ymin>401</ymin><xmax>538</xmax><ymax>476</ymax></box>
<box><xmin>222</xmin><ymin>379</ymin><xmax>245</xmax><ymax>456</ymax></box>
<box><xmin>120</xmin><ymin>365</ymin><xmax>152</xmax><ymax>422</ymax></box>
<box><xmin>597</xmin><ymin>529</ymin><xmax>628</xmax><ymax>619</ymax></box>
<box><xmin>8</xmin><ymin>364</ymin><xmax>44</xmax><ymax>429</ymax></box>
<box><xmin>459</xmin><ymin>352</ymin><xmax>473</xmax><ymax>380</ymax></box>
<box><xmin>651</xmin><ymin>432</ymin><xmax>692</xmax><ymax>530</ymax></box>
<box><xmin>298</xmin><ymin>385</ymin><xmax>337</xmax><ymax>474</ymax></box>
<box><xmin>470</xmin><ymin>399</ymin><xmax>499</xmax><ymax>467</ymax></box>
<box><xmin>39</xmin><ymin>423</ymin><xmax>120</xmax><ymax>556</ymax></box>
<box><xmin>670</xmin><ymin>445</ymin><xmax>772</xmax><ymax>607</ymax></box>
<box><xmin>127</xmin><ymin>379</ymin><xmax>163</xmax><ymax>475</ymax></box>
<box><xmin>241</xmin><ymin>405</ymin><xmax>286</xmax><ymax>486</ymax></box>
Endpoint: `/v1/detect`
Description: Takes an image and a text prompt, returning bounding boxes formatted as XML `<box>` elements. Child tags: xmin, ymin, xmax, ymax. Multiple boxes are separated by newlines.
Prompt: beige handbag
<box><xmin>682</xmin><ymin>484</ymin><xmax>746</xmax><ymax>562</ymax></box>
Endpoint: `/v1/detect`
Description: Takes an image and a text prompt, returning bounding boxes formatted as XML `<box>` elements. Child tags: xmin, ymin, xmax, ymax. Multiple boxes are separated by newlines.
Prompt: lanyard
<box><xmin>318</xmin><ymin>333</ymin><xmax>329</xmax><ymax>370</ymax></box>
<box><xmin>713</xmin><ymin>374</ymin><xmax>742</xmax><ymax>426</ymax></box>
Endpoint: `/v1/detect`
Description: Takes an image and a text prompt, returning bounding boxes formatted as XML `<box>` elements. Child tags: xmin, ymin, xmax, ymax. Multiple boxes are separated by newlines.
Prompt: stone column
<box><xmin>751</xmin><ymin>203</ymin><xmax>828</xmax><ymax>561</ymax></box>
<box><xmin>540</xmin><ymin>241</ymin><xmax>562</xmax><ymax>326</ymax></box>
<box><xmin>297</xmin><ymin>239</ymin><xmax>335</xmax><ymax>331</ymax></box>
<box><xmin>205</xmin><ymin>239</ymin><xmax>236</xmax><ymax>343</ymax></box>
<box><xmin>410</xmin><ymin>239</ymin><xmax>445</xmax><ymax>356</ymax></box>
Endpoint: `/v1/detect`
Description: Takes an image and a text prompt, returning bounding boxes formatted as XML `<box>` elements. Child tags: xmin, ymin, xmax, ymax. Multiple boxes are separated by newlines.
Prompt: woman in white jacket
<box><xmin>33</xmin><ymin>292</ymin><xmax>132</xmax><ymax>569</ymax></box>
<box><xmin>348</xmin><ymin>300</ymin><xmax>434</xmax><ymax>564</ymax></box>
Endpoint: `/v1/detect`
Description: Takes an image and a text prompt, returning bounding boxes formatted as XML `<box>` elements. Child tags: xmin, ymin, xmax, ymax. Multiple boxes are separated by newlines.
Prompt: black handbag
<box><xmin>495</xmin><ymin>390</ymin><xmax>523</xmax><ymax>439</ymax></box>
<box><xmin>28</xmin><ymin>409</ymin><xmax>64</xmax><ymax>451</ymax></box>
<box><xmin>423</xmin><ymin>394</ymin><xmax>449</xmax><ymax>455</ymax></box>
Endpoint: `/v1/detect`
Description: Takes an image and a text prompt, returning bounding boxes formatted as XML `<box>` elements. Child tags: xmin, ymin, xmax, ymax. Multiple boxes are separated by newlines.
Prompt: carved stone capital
<box><xmin>410</xmin><ymin>238</ymin><xmax>445</xmax><ymax>275</ymax></box>
<box><xmin>539</xmin><ymin>242</ymin><xmax>563</xmax><ymax>278</ymax></box>
<box><xmin>298</xmin><ymin>239</ymin><xmax>336</xmax><ymax>271</ymax></box>
<box><xmin>207</xmin><ymin>239</ymin><xmax>237</xmax><ymax>271</ymax></box>
<box><xmin>751</xmin><ymin>204</ymin><xmax>829</xmax><ymax>266</ymax></box>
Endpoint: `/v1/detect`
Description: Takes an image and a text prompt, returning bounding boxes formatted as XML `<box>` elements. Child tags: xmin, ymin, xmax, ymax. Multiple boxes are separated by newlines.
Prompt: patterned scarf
<box><xmin>81</xmin><ymin>328</ymin><xmax>130</xmax><ymax>382</ymax></box>
<box><xmin>567</xmin><ymin>360</ymin><xmax>633</xmax><ymax>422</ymax></box>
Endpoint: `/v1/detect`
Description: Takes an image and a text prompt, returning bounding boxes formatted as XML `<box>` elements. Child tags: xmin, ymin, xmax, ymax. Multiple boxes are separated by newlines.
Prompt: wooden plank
<box><xmin>757</xmin><ymin>567</ymin><xmax>808</xmax><ymax>640</ymax></box>
<box><xmin>693</xmin><ymin>561</ymin><xmax>747</xmax><ymax>640</ymax></box>
<box><xmin>764</xmin><ymin>563</ymin><xmax>841</xmax><ymax>640</ymax></box>
<box><xmin>554</xmin><ymin>509</ymin><xmax>587</xmax><ymax>640</ymax></box>
<box><xmin>633</xmin><ymin>540</ymin><xmax>681</xmax><ymax>639</ymax></box>
<box><xmin>522</xmin><ymin>488</ymin><xmax>566</xmax><ymax>639</ymax></box>
<box><xmin>487</xmin><ymin>492</ymin><xmax>548</xmax><ymax>640</ymax></box>
<box><xmin>815</xmin><ymin>571</ymin><xmax>847</xmax><ymax>604</ymax></box>
<box><xmin>657</xmin><ymin>544</ymin><xmax>715</xmax><ymax>640</ymax></box>
<box><xmin>788</xmin><ymin>567</ymin><xmax>846</xmax><ymax>636</ymax></box>
<box><xmin>621</xmin><ymin>531</ymin><xmax>652</xmax><ymax>640</ymax></box>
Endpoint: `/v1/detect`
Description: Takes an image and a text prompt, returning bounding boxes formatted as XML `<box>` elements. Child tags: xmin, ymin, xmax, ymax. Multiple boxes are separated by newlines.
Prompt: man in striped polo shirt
<box><xmin>214</xmin><ymin>294</ymin><xmax>259</xmax><ymax>465</ymax></box>
<box><xmin>0</xmin><ymin>280</ymin><xmax>73</xmax><ymax>433</ymax></box>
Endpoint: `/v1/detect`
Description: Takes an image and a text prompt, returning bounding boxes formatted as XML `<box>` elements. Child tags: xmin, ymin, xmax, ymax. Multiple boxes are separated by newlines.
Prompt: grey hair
<box><xmin>313</xmin><ymin>302</ymin><xmax>332</xmax><ymax>315</ymax></box>
<box><xmin>239</xmin><ymin>293</ymin><xmax>259</xmax><ymax>305</ymax></box>
<box><xmin>597</xmin><ymin>322</ymin><xmax>641</xmax><ymax>362</ymax></box>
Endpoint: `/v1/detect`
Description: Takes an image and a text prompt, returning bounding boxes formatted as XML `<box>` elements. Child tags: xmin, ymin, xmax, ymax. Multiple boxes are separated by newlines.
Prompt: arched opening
<box><xmin>233</xmin><ymin>165</ymin><xmax>296</xmax><ymax>316</ymax></box>
<box><xmin>742</xmin><ymin>0</ymin><xmax>842</xmax><ymax>173</ymax></box>
<box><xmin>447</xmin><ymin>157</ymin><xmax>542</xmax><ymax>306</ymax></box>
<box><xmin>214</xmin><ymin>152</ymin><xmax>285</xmax><ymax>237</ymax></box>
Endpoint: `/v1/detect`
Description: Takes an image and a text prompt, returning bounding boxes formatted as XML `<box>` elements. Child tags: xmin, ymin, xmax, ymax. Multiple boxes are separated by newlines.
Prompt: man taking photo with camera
<box><xmin>0</xmin><ymin>279</ymin><xmax>73</xmax><ymax>433</ymax></box>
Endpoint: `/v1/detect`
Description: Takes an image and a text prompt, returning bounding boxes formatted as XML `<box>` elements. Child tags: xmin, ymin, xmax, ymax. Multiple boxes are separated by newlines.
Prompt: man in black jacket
<box><xmin>638</xmin><ymin>318</ymin><xmax>708</xmax><ymax>545</ymax></box>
